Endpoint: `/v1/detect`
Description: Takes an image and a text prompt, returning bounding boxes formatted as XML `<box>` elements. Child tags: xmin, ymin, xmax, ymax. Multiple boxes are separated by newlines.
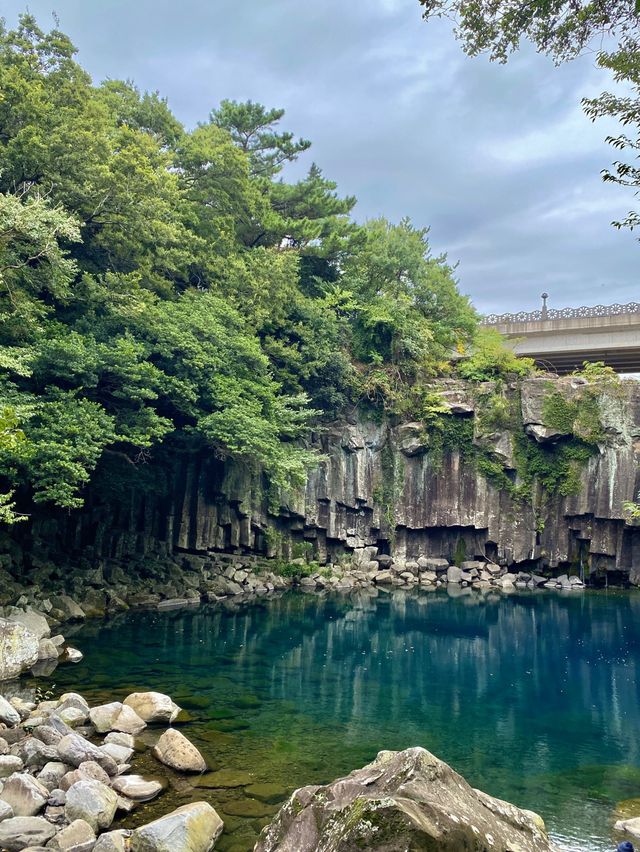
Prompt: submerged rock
<box><xmin>152</xmin><ymin>729</ymin><xmax>207</xmax><ymax>773</ymax></box>
<box><xmin>130</xmin><ymin>802</ymin><xmax>223</xmax><ymax>852</ymax></box>
<box><xmin>255</xmin><ymin>746</ymin><xmax>557</xmax><ymax>852</ymax></box>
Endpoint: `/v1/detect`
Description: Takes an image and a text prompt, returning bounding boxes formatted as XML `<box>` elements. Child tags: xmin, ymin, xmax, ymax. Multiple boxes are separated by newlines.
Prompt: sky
<box><xmin>3</xmin><ymin>0</ymin><xmax>638</xmax><ymax>314</ymax></box>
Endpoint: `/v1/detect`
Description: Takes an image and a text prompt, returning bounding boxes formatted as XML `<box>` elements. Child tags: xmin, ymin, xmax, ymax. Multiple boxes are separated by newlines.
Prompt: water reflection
<box><xmin>49</xmin><ymin>588</ymin><xmax>640</xmax><ymax>852</ymax></box>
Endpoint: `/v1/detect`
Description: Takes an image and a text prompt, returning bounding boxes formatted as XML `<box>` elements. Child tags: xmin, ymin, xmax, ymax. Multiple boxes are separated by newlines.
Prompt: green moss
<box><xmin>542</xmin><ymin>391</ymin><xmax>578</xmax><ymax>435</ymax></box>
<box><xmin>373</xmin><ymin>442</ymin><xmax>403</xmax><ymax>545</ymax></box>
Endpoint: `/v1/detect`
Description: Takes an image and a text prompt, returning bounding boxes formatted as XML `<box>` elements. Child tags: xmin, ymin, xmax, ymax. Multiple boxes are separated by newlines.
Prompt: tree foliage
<box><xmin>0</xmin><ymin>13</ymin><xmax>506</xmax><ymax>516</ymax></box>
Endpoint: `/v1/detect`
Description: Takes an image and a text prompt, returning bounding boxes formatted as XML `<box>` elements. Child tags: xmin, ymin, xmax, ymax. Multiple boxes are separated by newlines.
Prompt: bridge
<box><xmin>482</xmin><ymin>296</ymin><xmax>640</xmax><ymax>374</ymax></box>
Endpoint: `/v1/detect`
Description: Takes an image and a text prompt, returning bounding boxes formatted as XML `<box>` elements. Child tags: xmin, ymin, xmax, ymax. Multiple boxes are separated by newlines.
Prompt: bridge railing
<box><xmin>482</xmin><ymin>302</ymin><xmax>640</xmax><ymax>325</ymax></box>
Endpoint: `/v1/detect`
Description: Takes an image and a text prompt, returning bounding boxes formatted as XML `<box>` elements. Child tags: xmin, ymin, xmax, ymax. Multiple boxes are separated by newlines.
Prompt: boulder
<box><xmin>46</xmin><ymin>818</ymin><xmax>95</xmax><ymax>852</ymax></box>
<box><xmin>65</xmin><ymin>778</ymin><xmax>118</xmax><ymax>833</ymax></box>
<box><xmin>111</xmin><ymin>775</ymin><xmax>165</xmax><ymax>802</ymax></box>
<box><xmin>49</xmin><ymin>596</ymin><xmax>86</xmax><ymax>622</ymax></box>
<box><xmin>0</xmin><ymin>773</ymin><xmax>49</xmax><ymax>816</ymax></box>
<box><xmin>0</xmin><ymin>815</ymin><xmax>56</xmax><ymax>851</ymax></box>
<box><xmin>93</xmin><ymin>830</ymin><xmax>129</xmax><ymax>852</ymax></box>
<box><xmin>56</xmin><ymin>735</ymin><xmax>117</xmax><ymax>776</ymax></box>
<box><xmin>446</xmin><ymin>565</ymin><xmax>463</xmax><ymax>584</ymax></box>
<box><xmin>152</xmin><ymin>729</ymin><xmax>207</xmax><ymax>773</ymax></box>
<box><xmin>99</xmin><ymin>742</ymin><xmax>133</xmax><ymax>765</ymax></box>
<box><xmin>89</xmin><ymin>702</ymin><xmax>146</xmax><ymax>735</ymax></box>
<box><xmin>0</xmin><ymin>695</ymin><xmax>21</xmax><ymax>726</ymax></box>
<box><xmin>37</xmin><ymin>639</ymin><xmax>60</xmax><ymax>661</ymax></box>
<box><xmin>5</xmin><ymin>609</ymin><xmax>50</xmax><ymax>641</ymax></box>
<box><xmin>0</xmin><ymin>619</ymin><xmax>39</xmax><ymax>681</ymax></box>
<box><xmin>123</xmin><ymin>692</ymin><xmax>181</xmax><ymax>724</ymax></box>
<box><xmin>130</xmin><ymin>802</ymin><xmax>223</xmax><ymax>852</ymax></box>
<box><xmin>254</xmin><ymin>747</ymin><xmax>555</xmax><ymax>852</ymax></box>
<box><xmin>0</xmin><ymin>800</ymin><xmax>13</xmax><ymax>822</ymax></box>
<box><xmin>38</xmin><ymin>762</ymin><xmax>69</xmax><ymax>793</ymax></box>
<box><xmin>614</xmin><ymin>816</ymin><xmax>640</xmax><ymax>838</ymax></box>
<box><xmin>103</xmin><ymin>732</ymin><xmax>134</xmax><ymax>749</ymax></box>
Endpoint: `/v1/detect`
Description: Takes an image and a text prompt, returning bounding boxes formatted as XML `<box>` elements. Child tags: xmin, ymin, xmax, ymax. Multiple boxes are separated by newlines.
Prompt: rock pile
<box><xmin>0</xmin><ymin>689</ymin><xmax>223</xmax><ymax>852</ymax></box>
<box><xmin>255</xmin><ymin>746</ymin><xmax>559</xmax><ymax>852</ymax></box>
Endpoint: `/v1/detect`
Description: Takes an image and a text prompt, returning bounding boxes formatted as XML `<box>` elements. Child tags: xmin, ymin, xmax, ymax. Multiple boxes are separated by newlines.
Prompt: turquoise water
<box><xmin>46</xmin><ymin>587</ymin><xmax>640</xmax><ymax>851</ymax></box>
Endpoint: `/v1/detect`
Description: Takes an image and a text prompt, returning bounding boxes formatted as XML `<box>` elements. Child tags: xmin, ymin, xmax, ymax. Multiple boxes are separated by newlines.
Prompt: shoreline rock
<box><xmin>255</xmin><ymin>746</ymin><xmax>559</xmax><ymax>852</ymax></box>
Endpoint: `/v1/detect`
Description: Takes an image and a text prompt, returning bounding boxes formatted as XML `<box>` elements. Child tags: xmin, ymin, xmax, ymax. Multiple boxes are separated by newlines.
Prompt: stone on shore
<box><xmin>111</xmin><ymin>774</ymin><xmax>165</xmax><ymax>802</ymax></box>
<box><xmin>65</xmin><ymin>778</ymin><xmax>118</xmax><ymax>832</ymax></box>
<box><xmin>255</xmin><ymin>746</ymin><xmax>556</xmax><ymax>852</ymax></box>
<box><xmin>89</xmin><ymin>702</ymin><xmax>146</xmax><ymax>735</ymax></box>
<box><xmin>56</xmin><ymin>734</ymin><xmax>118</xmax><ymax>776</ymax></box>
<box><xmin>0</xmin><ymin>815</ymin><xmax>56</xmax><ymax>851</ymax></box>
<box><xmin>130</xmin><ymin>802</ymin><xmax>223</xmax><ymax>852</ymax></box>
<box><xmin>123</xmin><ymin>692</ymin><xmax>181</xmax><ymax>724</ymax></box>
<box><xmin>152</xmin><ymin>729</ymin><xmax>207</xmax><ymax>773</ymax></box>
<box><xmin>0</xmin><ymin>619</ymin><xmax>39</xmax><ymax>681</ymax></box>
<box><xmin>46</xmin><ymin>818</ymin><xmax>96</xmax><ymax>852</ymax></box>
<box><xmin>0</xmin><ymin>695</ymin><xmax>21</xmax><ymax>727</ymax></box>
<box><xmin>0</xmin><ymin>773</ymin><xmax>49</xmax><ymax>816</ymax></box>
<box><xmin>615</xmin><ymin>816</ymin><xmax>640</xmax><ymax>838</ymax></box>
<box><xmin>93</xmin><ymin>830</ymin><xmax>130</xmax><ymax>852</ymax></box>
<box><xmin>0</xmin><ymin>755</ymin><xmax>24</xmax><ymax>777</ymax></box>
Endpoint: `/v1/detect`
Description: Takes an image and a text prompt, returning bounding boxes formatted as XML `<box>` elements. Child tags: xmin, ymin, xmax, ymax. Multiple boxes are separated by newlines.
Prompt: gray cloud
<box><xmin>3</xmin><ymin>0</ymin><xmax>637</xmax><ymax>313</ymax></box>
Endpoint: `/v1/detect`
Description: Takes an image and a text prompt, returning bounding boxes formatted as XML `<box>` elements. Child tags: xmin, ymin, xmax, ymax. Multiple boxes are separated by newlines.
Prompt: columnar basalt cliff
<box><xmin>4</xmin><ymin>376</ymin><xmax>640</xmax><ymax>591</ymax></box>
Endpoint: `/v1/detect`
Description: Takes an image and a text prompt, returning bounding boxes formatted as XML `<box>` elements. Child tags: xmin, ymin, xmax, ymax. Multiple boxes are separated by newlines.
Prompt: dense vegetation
<box><xmin>3</xmin><ymin>14</ymin><xmax>533</xmax><ymax>518</ymax></box>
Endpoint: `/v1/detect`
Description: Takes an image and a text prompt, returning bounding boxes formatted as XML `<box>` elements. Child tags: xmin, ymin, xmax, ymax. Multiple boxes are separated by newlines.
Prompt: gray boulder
<box><xmin>49</xmin><ymin>596</ymin><xmax>86</xmax><ymax>622</ymax></box>
<box><xmin>123</xmin><ymin>692</ymin><xmax>181</xmax><ymax>724</ymax></box>
<box><xmin>5</xmin><ymin>609</ymin><xmax>50</xmax><ymax>641</ymax></box>
<box><xmin>0</xmin><ymin>815</ymin><xmax>56</xmax><ymax>850</ymax></box>
<box><xmin>130</xmin><ymin>802</ymin><xmax>223</xmax><ymax>852</ymax></box>
<box><xmin>152</xmin><ymin>729</ymin><xmax>206</xmax><ymax>773</ymax></box>
<box><xmin>56</xmin><ymin>735</ymin><xmax>118</xmax><ymax>776</ymax></box>
<box><xmin>0</xmin><ymin>800</ymin><xmax>13</xmax><ymax>822</ymax></box>
<box><xmin>0</xmin><ymin>773</ymin><xmax>49</xmax><ymax>816</ymax></box>
<box><xmin>0</xmin><ymin>619</ymin><xmax>39</xmax><ymax>681</ymax></box>
<box><xmin>255</xmin><ymin>747</ymin><xmax>556</xmax><ymax>852</ymax></box>
<box><xmin>37</xmin><ymin>763</ymin><xmax>69</xmax><ymax>792</ymax></box>
<box><xmin>446</xmin><ymin>565</ymin><xmax>463</xmax><ymax>584</ymax></box>
<box><xmin>111</xmin><ymin>774</ymin><xmax>164</xmax><ymax>802</ymax></box>
<box><xmin>46</xmin><ymin>818</ymin><xmax>95</xmax><ymax>852</ymax></box>
<box><xmin>93</xmin><ymin>830</ymin><xmax>129</xmax><ymax>852</ymax></box>
<box><xmin>0</xmin><ymin>695</ymin><xmax>21</xmax><ymax>726</ymax></box>
<box><xmin>65</xmin><ymin>778</ymin><xmax>118</xmax><ymax>832</ymax></box>
<box><xmin>88</xmin><ymin>702</ymin><xmax>146</xmax><ymax>735</ymax></box>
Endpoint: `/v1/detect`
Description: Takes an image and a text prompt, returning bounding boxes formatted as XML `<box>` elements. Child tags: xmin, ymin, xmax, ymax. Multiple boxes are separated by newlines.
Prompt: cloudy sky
<box><xmin>3</xmin><ymin>0</ymin><xmax>638</xmax><ymax>314</ymax></box>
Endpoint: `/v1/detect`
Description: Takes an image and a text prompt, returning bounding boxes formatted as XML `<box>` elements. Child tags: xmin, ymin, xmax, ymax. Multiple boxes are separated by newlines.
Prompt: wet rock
<box><xmin>244</xmin><ymin>783</ymin><xmax>288</xmax><ymax>803</ymax></box>
<box><xmin>56</xmin><ymin>735</ymin><xmax>117</xmax><ymax>776</ymax></box>
<box><xmin>0</xmin><ymin>619</ymin><xmax>39</xmax><ymax>681</ymax></box>
<box><xmin>255</xmin><ymin>746</ymin><xmax>555</xmax><ymax>852</ymax></box>
<box><xmin>194</xmin><ymin>769</ymin><xmax>252</xmax><ymax>788</ymax></box>
<box><xmin>130</xmin><ymin>802</ymin><xmax>223</xmax><ymax>852</ymax></box>
<box><xmin>0</xmin><ymin>695</ymin><xmax>21</xmax><ymax>727</ymax></box>
<box><xmin>63</xmin><ymin>648</ymin><xmax>83</xmax><ymax>664</ymax></box>
<box><xmin>46</xmin><ymin>818</ymin><xmax>95</xmax><ymax>852</ymax></box>
<box><xmin>37</xmin><ymin>639</ymin><xmax>59</xmax><ymax>661</ymax></box>
<box><xmin>0</xmin><ymin>815</ymin><xmax>56</xmax><ymax>851</ymax></box>
<box><xmin>221</xmin><ymin>799</ymin><xmax>273</xmax><ymax>818</ymax></box>
<box><xmin>0</xmin><ymin>773</ymin><xmax>49</xmax><ymax>816</ymax></box>
<box><xmin>123</xmin><ymin>692</ymin><xmax>180</xmax><ymax>725</ymax></box>
<box><xmin>151</xmin><ymin>729</ymin><xmax>206</xmax><ymax>773</ymax></box>
<box><xmin>88</xmin><ymin>703</ymin><xmax>146</xmax><ymax>736</ymax></box>
<box><xmin>614</xmin><ymin>816</ymin><xmax>640</xmax><ymax>838</ymax></box>
<box><xmin>65</xmin><ymin>778</ymin><xmax>118</xmax><ymax>832</ymax></box>
<box><xmin>110</xmin><ymin>775</ymin><xmax>165</xmax><ymax>802</ymax></box>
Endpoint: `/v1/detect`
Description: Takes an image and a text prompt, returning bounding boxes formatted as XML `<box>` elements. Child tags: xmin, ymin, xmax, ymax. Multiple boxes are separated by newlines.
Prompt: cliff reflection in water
<box><xmin>55</xmin><ymin>587</ymin><xmax>640</xmax><ymax>851</ymax></box>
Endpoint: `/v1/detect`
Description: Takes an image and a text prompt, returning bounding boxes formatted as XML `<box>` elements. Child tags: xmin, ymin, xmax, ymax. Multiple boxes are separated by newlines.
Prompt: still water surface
<box><xmin>48</xmin><ymin>587</ymin><xmax>640</xmax><ymax>851</ymax></box>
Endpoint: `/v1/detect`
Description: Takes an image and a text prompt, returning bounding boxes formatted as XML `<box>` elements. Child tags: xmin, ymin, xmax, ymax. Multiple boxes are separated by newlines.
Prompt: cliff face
<box><xmin>8</xmin><ymin>376</ymin><xmax>640</xmax><ymax>584</ymax></box>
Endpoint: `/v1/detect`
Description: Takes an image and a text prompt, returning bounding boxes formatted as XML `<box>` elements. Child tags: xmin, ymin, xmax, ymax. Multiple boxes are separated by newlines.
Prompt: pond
<box><xmin>43</xmin><ymin>586</ymin><xmax>640</xmax><ymax>852</ymax></box>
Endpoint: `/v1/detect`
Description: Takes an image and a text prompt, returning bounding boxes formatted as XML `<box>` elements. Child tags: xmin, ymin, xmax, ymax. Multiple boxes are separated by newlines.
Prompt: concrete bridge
<box><xmin>482</xmin><ymin>296</ymin><xmax>640</xmax><ymax>374</ymax></box>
